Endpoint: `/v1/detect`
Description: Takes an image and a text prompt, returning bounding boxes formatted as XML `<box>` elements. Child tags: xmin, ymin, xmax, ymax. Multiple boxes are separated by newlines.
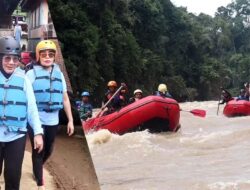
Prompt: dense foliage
<box><xmin>48</xmin><ymin>0</ymin><xmax>250</xmax><ymax>103</ymax></box>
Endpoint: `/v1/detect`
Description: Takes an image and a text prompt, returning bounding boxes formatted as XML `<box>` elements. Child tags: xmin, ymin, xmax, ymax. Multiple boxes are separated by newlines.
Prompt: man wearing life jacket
<box><xmin>104</xmin><ymin>81</ymin><xmax>127</xmax><ymax>114</ymax></box>
<box><xmin>78</xmin><ymin>91</ymin><xmax>93</xmax><ymax>121</ymax></box>
<box><xmin>129</xmin><ymin>89</ymin><xmax>143</xmax><ymax>104</ymax></box>
<box><xmin>26</xmin><ymin>40</ymin><xmax>74</xmax><ymax>190</ymax></box>
<box><xmin>156</xmin><ymin>83</ymin><xmax>172</xmax><ymax>98</ymax></box>
<box><xmin>219</xmin><ymin>88</ymin><xmax>233</xmax><ymax>104</ymax></box>
<box><xmin>0</xmin><ymin>36</ymin><xmax>43</xmax><ymax>190</ymax></box>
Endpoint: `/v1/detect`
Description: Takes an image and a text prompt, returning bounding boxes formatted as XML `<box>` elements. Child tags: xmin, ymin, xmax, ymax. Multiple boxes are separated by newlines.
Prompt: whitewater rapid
<box><xmin>86</xmin><ymin>101</ymin><xmax>250</xmax><ymax>190</ymax></box>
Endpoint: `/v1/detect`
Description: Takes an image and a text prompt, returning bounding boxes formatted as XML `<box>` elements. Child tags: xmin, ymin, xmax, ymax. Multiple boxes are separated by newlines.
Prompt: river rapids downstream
<box><xmin>85</xmin><ymin>101</ymin><xmax>250</xmax><ymax>190</ymax></box>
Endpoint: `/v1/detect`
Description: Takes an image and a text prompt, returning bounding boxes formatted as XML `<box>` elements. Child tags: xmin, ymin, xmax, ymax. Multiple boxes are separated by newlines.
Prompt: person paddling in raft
<box><xmin>155</xmin><ymin>83</ymin><xmax>172</xmax><ymax>98</ymax></box>
<box><xmin>0</xmin><ymin>36</ymin><xmax>44</xmax><ymax>190</ymax></box>
<box><xmin>26</xmin><ymin>40</ymin><xmax>74</xmax><ymax>190</ymax></box>
<box><xmin>103</xmin><ymin>81</ymin><xmax>128</xmax><ymax>115</ymax></box>
<box><xmin>243</xmin><ymin>82</ymin><xmax>250</xmax><ymax>100</ymax></box>
<box><xmin>129</xmin><ymin>89</ymin><xmax>143</xmax><ymax>104</ymax></box>
<box><xmin>219</xmin><ymin>88</ymin><xmax>233</xmax><ymax>104</ymax></box>
<box><xmin>78</xmin><ymin>91</ymin><xmax>93</xmax><ymax>121</ymax></box>
<box><xmin>236</xmin><ymin>89</ymin><xmax>249</xmax><ymax>101</ymax></box>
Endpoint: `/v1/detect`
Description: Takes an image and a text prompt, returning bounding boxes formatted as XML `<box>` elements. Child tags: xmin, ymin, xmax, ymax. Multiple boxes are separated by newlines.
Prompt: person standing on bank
<box><xmin>26</xmin><ymin>40</ymin><xmax>74</xmax><ymax>189</ymax></box>
<box><xmin>0</xmin><ymin>36</ymin><xmax>43</xmax><ymax>190</ymax></box>
<box><xmin>78</xmin><ymin>91</ymin><xmax>93</xmax><ymax>121</ymax></box>
<box><xmin>14</xmin><ymin>22</ymin><xmax>22</xmax><ymax>46</ymax></box>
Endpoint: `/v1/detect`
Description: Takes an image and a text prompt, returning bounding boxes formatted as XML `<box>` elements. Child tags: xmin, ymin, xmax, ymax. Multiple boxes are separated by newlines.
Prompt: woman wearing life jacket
<box><xmin>0</xmin><ymin>36</ymin><xmax>43</xmax><ymax>190</ymax></box>
<box><xmin>26</xmin><ymin>40</ymin><xmax>74</xmax><ymax>190</ymax></box>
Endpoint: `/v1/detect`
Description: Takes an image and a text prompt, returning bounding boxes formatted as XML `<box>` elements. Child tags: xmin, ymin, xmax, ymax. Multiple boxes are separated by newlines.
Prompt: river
<box><xmin>86</xmin><ymin>101</ymin><xmax>250</xmax><ymax>190</ymax></box>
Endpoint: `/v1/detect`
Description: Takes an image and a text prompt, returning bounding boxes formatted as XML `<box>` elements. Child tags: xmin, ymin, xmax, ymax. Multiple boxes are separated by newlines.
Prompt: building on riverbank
<box><xmin>0</xmin><ymin>0</ymin><xmax>21</xmax><ymax>36</ymax></box>
<box><xmin>20</xmin><ymin>0</ymin><xmax>72</xmax><ymax>92</ymax></box>
<box><xmin>0</xmin><ymin>0</ymin><xmax>20</xmax><ymax>28</ymax></box>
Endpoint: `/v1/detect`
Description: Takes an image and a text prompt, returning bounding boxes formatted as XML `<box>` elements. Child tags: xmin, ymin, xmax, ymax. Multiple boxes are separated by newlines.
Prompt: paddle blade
<box><xmin>190</xmin><ymin>109</ymin><xmax>206</xmax><ymax>117</ymax></box>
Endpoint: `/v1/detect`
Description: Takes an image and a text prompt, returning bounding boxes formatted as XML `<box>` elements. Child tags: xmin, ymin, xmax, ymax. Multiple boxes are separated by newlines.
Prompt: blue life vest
<box><xmin>155</xmin><ymin>91</ymin><xmax>172</xmax><ymax>98</ymax></box>
<box><xmin>0</xmin><ymin>69</ymin><xmax>27</xmax><ymax>133</ymax></box>
<box><xmin>33</xmin><ymin>64</ymin><xmax>63</xmax><ymax>111</ymax></box>
<box><xmin>79</xmin><ymin>103</ymin><xmax>93</xmax><ymax>120</ymax></box>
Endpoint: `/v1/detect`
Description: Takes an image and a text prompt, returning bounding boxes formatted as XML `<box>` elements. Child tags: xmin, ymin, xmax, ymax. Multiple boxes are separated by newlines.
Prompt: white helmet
<box><xmin>134</xmin><ymin>89</ymin><xmax>142</xmax><ymax>95</ymax></box>
<box><xmin>158</xmin><ymin>84</ymin><xmax>167</xmax><ymax>93</ymax></box>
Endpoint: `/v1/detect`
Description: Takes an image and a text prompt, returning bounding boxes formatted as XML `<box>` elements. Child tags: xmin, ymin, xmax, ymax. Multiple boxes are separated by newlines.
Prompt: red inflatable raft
<box><xmin>223</xmin><ymin>99</ymin><xmax>250</xmax><ymax>117</ymax></box>
<box><xmin>82</xmin><ymin>96</ymin><xmax>181</xmax><ymax>135</ymax></box>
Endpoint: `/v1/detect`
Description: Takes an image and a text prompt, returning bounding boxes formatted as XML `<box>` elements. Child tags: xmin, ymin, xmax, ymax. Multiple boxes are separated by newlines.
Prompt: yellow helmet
<box><xmin>36</xmin><ymin>40</ymin><xmax>57</xmax><ymax>61</ymax></box>
<box><xmin>134</xmin><ymin>89</ymin><xmax>142</xmax><ymax>95</ymax></box>
<box><xmin>107</xmin><ymin>81</ymin><xmax>117</xmax><ymax>87</ymax></box>
<box><xmin>158</xmin><ymin>84</ymin><xmax>167</xmax><ymax>93</ymax></box>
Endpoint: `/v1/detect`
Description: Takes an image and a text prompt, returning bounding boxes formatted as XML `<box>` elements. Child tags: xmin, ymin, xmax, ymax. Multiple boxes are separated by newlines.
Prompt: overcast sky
<box><xmin>170</xmin><ymin>0</ymin><xmax>233</xmax><ymax>16</ymax></box>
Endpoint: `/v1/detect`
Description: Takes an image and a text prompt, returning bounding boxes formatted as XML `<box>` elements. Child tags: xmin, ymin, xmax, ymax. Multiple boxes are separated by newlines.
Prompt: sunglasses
<box><xmin>3</xmin><ymin>56</ymin><xmax>19</xmax><ymax>63</ymax></box>
<box><xmin>40</xmin><ymin>52</ymin><xmax>55</xmax><ymax>59</ymax></box>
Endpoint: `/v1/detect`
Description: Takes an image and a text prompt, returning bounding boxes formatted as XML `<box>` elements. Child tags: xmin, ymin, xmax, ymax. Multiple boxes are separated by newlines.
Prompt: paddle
<box><xmin>217</xmin><ymin>94</ymin><xmax>221</xmax><ymax>115</ymax></box>
<box><xmin>181</xmin><ymin>109</ymin><xmax>206</xmax><ymax>118</ymax></box>
<box><xmin>96</xmin><ymin>85</ymin><xmax>124</xmax><ymax>118</ymax></box>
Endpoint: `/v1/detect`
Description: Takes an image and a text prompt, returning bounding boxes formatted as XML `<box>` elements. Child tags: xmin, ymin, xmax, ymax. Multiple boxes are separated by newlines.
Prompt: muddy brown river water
<box><xmin>86</xmin><ymin>101</ymin><xmax>250</xmax><ymax>190</ymax></box>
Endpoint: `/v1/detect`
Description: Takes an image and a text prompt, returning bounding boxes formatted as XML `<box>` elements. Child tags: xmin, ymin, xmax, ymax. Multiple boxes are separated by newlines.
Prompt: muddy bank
<box><xmin>0</xmin><ymin>151</ymin><xmax>55</xmax><ymax>189</ymax></box>
<box><xmin>25</xmin><ymin>125</ymin><xmax>100</xmax><ymax>190</ymax></box>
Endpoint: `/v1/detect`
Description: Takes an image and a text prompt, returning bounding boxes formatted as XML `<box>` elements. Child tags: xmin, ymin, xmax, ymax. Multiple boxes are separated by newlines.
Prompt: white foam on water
<box><xmin>87</xmin><ymin>129</ymin><xmax>166</xmax><ymax>154</ymax></box>
<box><xmin>179</xmin><ymin>131</ymin><xmax>233</xmax><ymax>144</ymax></box>
<box><xmin>208</xmin><ymin>180</ymin><xmax>250</xmax><ymax>190</ymax></box>
<box><xmin>180</xmin><ymin>101</ymin><xmax>219</xmax><ymax>109</ymax></box>
<box><xmin>86</xmin><ymin>129</ymin><xmax>113</xmax><ymax>146</ymax></box>
<box><xmin>86</xmin><ymin>101</ymin><xmax>250</xmax><ymax>190</ymax></box>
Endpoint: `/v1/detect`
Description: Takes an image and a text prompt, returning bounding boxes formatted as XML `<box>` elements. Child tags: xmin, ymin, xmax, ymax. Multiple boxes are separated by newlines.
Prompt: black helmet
<box><xmin>0</xmin><ymin>36</ymin><xmax>21</xmax><ymax>56</ymax></box>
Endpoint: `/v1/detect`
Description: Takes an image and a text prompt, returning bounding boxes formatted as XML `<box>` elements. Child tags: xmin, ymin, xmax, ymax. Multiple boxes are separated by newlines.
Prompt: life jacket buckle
<box><xmin>49</xmin><ymin>88</ymin><xmax>54</xmax><ymax>92</ymax></box>
<box><xmin>48</xmin><ymin>101</ymin><xmax>53</xmax><ymax>105</ymax></box>
<box><xmin>51</xmin><ymin>77</ymin><xmax>55</xmax><ymax>81</ymax></box>
<box><xmin>2</xmin><ymin>101</ymin><xmax>8</xmax><ymax>105</ymax></box>
<box><xmin>3</xmin><ymin>84</ymin><xmax>9</xmax><ymax>88</ymax></box>
<box><xmin>1</xmin><ymin>116</ymin><xmax>6</xmax><ymax>120</ymax></box>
